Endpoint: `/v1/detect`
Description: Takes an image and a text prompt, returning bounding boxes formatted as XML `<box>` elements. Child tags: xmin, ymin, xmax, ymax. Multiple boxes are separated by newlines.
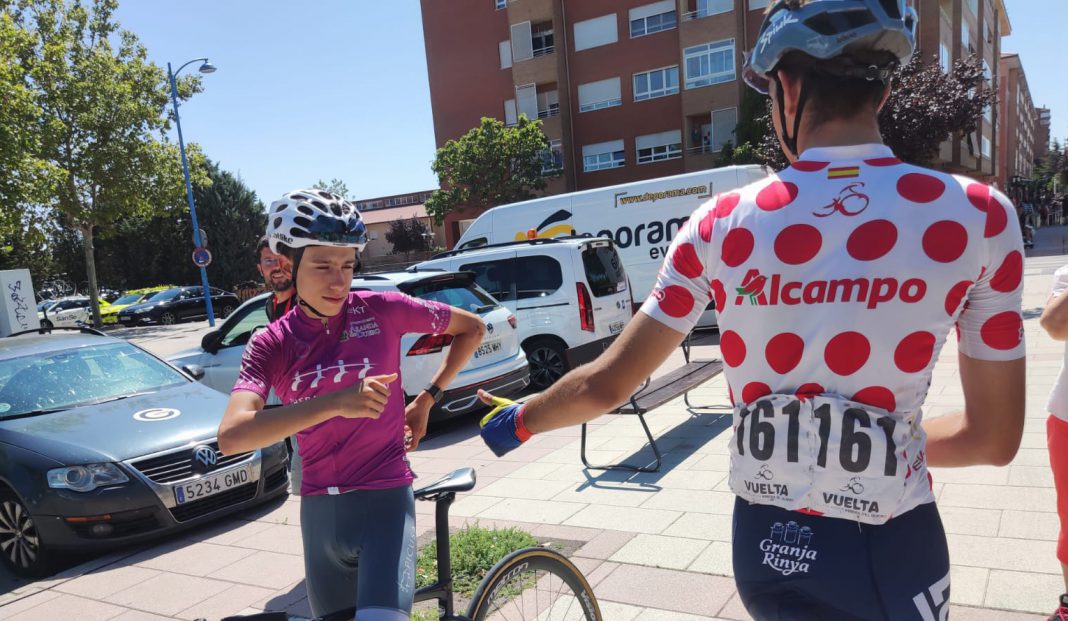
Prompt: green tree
<box><xmin>385</xmin><ymin>217</ymin><xmax>431</xmax><ymax>260</ymax></box>
<box><xmin>193</xmin><ymin>162</ymin><xmax>267</xmax><ymax>290</ymax></box>
<box><xmin>425</xmin><ymin>116</ymin><xmax>556</xmax><ymax>225</ymax></box>
<box><xmin>313</xmin><ymin>178</ymin><xmax>351</xmax><ymax>199</ymax></box>
<box><xmin>18</xmin><ymin>0</ymin><xmax>207</xmax><ymax>325</ymax></box>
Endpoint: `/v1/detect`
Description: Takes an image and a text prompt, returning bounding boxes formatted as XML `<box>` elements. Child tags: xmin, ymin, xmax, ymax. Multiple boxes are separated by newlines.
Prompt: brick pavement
<box><xmin>3</xmin><ymin>227</ymin><xmax>1068</xmax><ymax>620</ymax></box>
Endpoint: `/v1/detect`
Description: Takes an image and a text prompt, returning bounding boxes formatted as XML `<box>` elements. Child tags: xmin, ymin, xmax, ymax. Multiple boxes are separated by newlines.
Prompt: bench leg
<box><xmin>684</xmin><ymin>390</ymin><xmax>733</xmax><ymax>415</ymax></box>
<box><xmin>580</xmin><ymin>412</ymin><xmax>663</xmax><ymax>473</ymax></box>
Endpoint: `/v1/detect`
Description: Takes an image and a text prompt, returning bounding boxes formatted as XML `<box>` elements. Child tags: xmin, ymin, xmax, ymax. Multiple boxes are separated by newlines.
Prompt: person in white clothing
<box><xmin>1040</xmin><ymin>265</ymin><xmax>1068</xmax><ymax>621</ymax></box>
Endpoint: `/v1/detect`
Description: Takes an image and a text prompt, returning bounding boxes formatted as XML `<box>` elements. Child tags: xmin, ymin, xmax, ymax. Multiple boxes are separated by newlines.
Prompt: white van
<box><xmin>455</xmin><ymin>165</ymin><xmax>770</xmax><ymax>327</ymax></box>
<box><xmin>415</xmin><ymin>237</ymin><xmax>632</xmax><ymax>390</ymax></box>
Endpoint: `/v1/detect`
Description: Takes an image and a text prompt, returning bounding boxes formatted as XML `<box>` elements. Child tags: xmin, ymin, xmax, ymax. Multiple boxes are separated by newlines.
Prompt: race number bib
<box><xmin>728</xmin><ymin>395</ymin><xmax>929</xmax><ymax>524</ymax></box>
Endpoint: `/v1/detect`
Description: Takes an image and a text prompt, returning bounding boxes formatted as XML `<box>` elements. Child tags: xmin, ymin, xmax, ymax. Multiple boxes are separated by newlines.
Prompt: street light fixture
<box><xmin>167</xmin><ymin>57</ymin><xmax>217</xmax><ymax>327</ymax></box>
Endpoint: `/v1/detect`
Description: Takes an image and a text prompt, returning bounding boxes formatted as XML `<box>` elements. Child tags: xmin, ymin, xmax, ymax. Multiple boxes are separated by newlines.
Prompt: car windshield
<box><xmin>0</xmin><ymin>342</ymin><xmax>187</xmax><ymax>418</ymax></box>
<box><xmin>112</xmin><ymin>294</ymin><xmax>144</xmax><ymax>305</ymax></box>
<box><xmin>405</xmin><ymin>280</ymin><xmax>500</xmax><ymax>314</ymax></box>
<box><xmin>36</xmin><ymin>301</ymin><xmax>55</xmax><ymax>312</ymax></box>
<box><xmin>147</xmin><ymin>288</ymin><xmax>181</xmax><ymax>302</ymax></box>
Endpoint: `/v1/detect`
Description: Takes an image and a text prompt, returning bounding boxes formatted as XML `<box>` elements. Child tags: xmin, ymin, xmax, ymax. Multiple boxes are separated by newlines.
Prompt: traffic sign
<box><xmin>192</xmin><ymin>247</ymin><xmax>212</xmax><ymax>268</ymax></box>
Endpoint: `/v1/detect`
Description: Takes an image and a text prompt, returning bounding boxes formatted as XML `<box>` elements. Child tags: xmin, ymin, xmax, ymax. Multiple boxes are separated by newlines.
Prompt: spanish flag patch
<box><xmin>828</xmin><ymin>166</ymin><xmax>861</xmax><ymax>179</ymax></box>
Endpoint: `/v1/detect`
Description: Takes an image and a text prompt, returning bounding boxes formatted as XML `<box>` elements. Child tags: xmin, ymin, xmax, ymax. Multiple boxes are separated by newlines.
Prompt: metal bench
<box><xmin>565</xmin><ymin>333</ymin><xmax>724</xmax><ymax>473</ymax></box>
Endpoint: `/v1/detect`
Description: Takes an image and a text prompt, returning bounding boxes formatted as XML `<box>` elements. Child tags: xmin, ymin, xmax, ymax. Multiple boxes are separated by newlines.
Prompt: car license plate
<box><xmin>609</xmin><ymin>320</ymin><xmax>625</xmax><ymax>335</ymax></box>
<box><xmin>174</xmin><ymin>467</ymin><xmax>251</xmax><ymax>504</ymax></box>
<box><xmin>119</xmin><ymin>316</ymin><xmax>132</xmax><ymax>323</ymax></box>
<box><xmin>474</xmin><ymin>340</ymin><xmax>502</xmax><ymax>359</ymax></box>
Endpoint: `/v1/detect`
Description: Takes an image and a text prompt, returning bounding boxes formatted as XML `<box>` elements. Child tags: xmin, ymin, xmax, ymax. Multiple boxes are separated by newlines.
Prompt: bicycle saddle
<box><xmin>414</xmin><ymin>467</ymin><xmax>476</xmax><ymax>500</ymax></box>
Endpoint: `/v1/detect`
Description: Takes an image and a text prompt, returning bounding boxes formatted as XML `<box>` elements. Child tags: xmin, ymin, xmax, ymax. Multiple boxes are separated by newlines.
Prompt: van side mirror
<box><xmin>201</xmin><ymin>330</ymin><xmax>224</xmax><ymax>354</ymax></box>
<box><xmin>181</xmin><ymin>364</ymin><xmax>206</xmax><ymax>381</ymax></box>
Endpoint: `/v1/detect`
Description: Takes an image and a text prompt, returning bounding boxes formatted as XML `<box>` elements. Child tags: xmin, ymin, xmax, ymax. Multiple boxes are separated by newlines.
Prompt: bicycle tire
<box><xmin>466</xmin><ymin>547</ymin><xmax>601</xmax><ymax>621</ymax></box>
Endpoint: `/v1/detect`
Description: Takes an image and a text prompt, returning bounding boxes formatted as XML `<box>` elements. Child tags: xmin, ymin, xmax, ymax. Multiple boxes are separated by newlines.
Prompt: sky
<box><xmin>115</xmin><ymin>1</ymin><xmax>1065</xmax><ymax>207</ymax></box>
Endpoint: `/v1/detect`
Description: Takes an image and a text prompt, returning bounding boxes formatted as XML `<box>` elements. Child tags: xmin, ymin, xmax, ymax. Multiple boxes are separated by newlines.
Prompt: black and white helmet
<box><xmin>267</xmin><ymin>189</ymin><xmax>368</xmax><ymax>254</ymax></box>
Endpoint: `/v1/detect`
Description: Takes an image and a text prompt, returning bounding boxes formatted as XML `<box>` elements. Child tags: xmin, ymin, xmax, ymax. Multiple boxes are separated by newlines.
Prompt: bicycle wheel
<box><xmin>467</xmin><ymin>547</ymin><xmax>601</xmax><ymax>621</ymax></box>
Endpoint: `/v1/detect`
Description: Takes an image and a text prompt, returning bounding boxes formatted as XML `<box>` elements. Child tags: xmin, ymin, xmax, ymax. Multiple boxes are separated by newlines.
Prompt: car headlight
<box><xmin>47</xmin><ymin>464</ymin><xmax>129</xmax><ymax>492</ymax></box>
<box><xmin>134</xmin><ymin>307</ymin><xmax>151</xmax><ymax>314</ymax></box>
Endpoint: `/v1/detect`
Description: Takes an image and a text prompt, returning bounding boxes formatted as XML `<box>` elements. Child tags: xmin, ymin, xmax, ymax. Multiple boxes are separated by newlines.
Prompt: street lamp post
<box><xmin>168</xmin><ymin>58</ymin><xmax>218</xmax><ymax>327</ymax></box>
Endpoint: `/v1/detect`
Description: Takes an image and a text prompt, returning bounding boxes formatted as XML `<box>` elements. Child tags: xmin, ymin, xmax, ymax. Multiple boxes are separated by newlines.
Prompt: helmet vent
<box><xmin>804</xmin><ymin>9</ymin><xmax>876</xmax><ymax>36</ymax></box>
<box><xmin>272</xmin><ymin>217</ymin><xmax>283</xmax><ymax>228</ymax></box>
<box><xmin>878</xmin><ymin>0</ymin><xmax>902</xmax><ymax>20</ymax></box>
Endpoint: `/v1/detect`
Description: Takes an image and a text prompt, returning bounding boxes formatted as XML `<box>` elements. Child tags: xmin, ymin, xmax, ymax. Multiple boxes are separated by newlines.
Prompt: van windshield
<box><xmin>582</xmin><ymin>245</ymin><xmax>627</xmax><ymax>297</ymax></box>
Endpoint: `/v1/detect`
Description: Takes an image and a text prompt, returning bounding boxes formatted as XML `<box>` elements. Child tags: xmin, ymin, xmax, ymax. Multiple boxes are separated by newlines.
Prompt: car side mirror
<box><xmin>201</xmin><ymin>330</ymin><xmax>224</xmax><ymax>354</ymax></box>
<box><xmin>181</xmin><ymin>364</ymin><xmax>206</xmax><ymax>381</ymax></box>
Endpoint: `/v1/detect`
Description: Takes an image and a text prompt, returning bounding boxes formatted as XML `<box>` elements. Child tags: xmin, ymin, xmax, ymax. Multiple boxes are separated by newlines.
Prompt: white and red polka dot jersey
<box><xmin>641</xmin><ymin>143</ymin><xmax>1025</xmax><ymax>417</ymax></box>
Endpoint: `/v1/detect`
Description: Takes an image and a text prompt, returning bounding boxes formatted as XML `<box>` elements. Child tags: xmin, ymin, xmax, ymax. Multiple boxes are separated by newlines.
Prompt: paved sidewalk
<box><xmin>1</xmin><ymin>227</ymin><xmax>1066</xmax><ymax>620</ymax></box>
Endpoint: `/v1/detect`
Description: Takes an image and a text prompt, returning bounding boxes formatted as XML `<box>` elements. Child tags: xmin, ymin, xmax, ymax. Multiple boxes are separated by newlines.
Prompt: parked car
<box><xmin>0</xmin><ymin>327</ymin><xmax>289</xmax><ymax>577</ymax></box>
<box><xmin>415</xmin><ymin>237</ymin><xmax>633</xmax><ymax>390</ymax></box>
<box><xmin>37</xmin><ymin>297</ymin><xmax>101</xmax><ymax>330</ymax></box>
<box><xmin>117</xmin><ymin>286</ymin><xmax>239</xmax><ymax>326</ymax></box>
<box><xmin>100</xmin><ymin>286</ymin><xmax>174</xmax><ymax>324</ymax></box>
<box><xmin>168</xmin><ymin>270</ymin><xmax>530</xmax><ymax>421</ymax></box>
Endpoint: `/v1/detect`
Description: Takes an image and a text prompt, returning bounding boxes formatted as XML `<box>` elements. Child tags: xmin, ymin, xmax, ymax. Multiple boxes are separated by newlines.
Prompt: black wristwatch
<box><xmin>423</xmin><ymin>383</ymin><xmax>445</xmax><ymax>404</ymax></box>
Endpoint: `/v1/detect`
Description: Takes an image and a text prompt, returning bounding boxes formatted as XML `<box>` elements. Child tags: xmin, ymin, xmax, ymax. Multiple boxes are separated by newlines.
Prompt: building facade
<box><xmin>997</xmin><ymin>54</ymin><xmax>1037</xmax><ymax>194</ymax></box>
<box><xmin>421</xmin><ymin>0</ymin><xmax>1011</xmax><ymax>244</ymax></box>
<box><xmin>1036</xmin><ymin>107</ymin><xmax>1052</xmax><ymax>163</ymax></box>
<box><xmin>349</xmin><ymin>190</ymin><xmax>446</xmax><ymax>264</ymax></box>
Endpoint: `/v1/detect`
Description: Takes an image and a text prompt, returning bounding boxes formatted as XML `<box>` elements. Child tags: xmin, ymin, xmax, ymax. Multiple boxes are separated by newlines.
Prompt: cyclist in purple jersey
<box><xmin>478</xmin><ymin>1</ymin><xmax>1026</xmax><ymax>619</ymax></box>
<box><xmin>218</xmin><ymin>189</ymin><xmax>485</xmax><ymax>619</ymax></box>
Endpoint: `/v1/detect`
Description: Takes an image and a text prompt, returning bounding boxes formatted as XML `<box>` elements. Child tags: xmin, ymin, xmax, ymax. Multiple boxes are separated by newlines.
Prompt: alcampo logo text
<box><xmin>734</xmin><ymin>269</ymin><xmax>927</xmax><ymax>310</ymax></box>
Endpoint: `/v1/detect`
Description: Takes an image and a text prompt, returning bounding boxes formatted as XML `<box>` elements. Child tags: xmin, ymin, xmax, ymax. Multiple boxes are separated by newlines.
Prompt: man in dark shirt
<box><xmin>256</xmin><ymin>236</ymin><xmax>295</xmax><ymax>322</ymax></box>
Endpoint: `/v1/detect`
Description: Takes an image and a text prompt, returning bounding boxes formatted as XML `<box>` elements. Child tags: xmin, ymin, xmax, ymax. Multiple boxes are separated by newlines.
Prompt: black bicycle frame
<box><xmin>414</xmin><ymin>490</ymin><xmax>460</xmax><ymax>619</ymax></box>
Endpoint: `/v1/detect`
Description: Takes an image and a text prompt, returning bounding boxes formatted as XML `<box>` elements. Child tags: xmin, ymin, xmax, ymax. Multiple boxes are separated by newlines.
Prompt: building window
<box><xmin>583</xmin><ymin>140</ymin><xmax>626</xmax><ymax>172</ymax></box>
<box><xmin>685</xmin><ymin>0</ymin><xmax>733</xmax><ymax>20</ymax></box>
<box><xmin>749</xmin><ymin>0</ymin><xmax>770</xmax><ymax>9</ymax></box>
<box><xmin>981</xmin><ymin>135</ymin><xmax>992</xmax><ymax>160</ymax></box>
<box><xmin>939</xmin><ymin>43</ymin><xmax>951</xmax><ymax>73</ymax></box>
<box><xmin>636</xmin><ymin>130</ymin><xmax>683</xmax><ymax>164</ymax></box>
<box><xmin>515</xmin><ymin>83</ymin><xmax>538</xmax><ymax>121</ymax></box>
<box><xmin>578</xmin><ymin>77</ymin><xmax>622</xmax><ymax>112</ymax></box>
<box><xmin>711</xmin><ymin>108</ymin><xmax>738</xmax><ymax>151</ymax></box>
<box><xmin>532</xmin><ymin>22</ymin><xmax>554</xmax><ymax>57</ymax></box>
<box><xmin>499</xmin><ymin>40</ymin><xmax>512</xmax><ymax>69</ymax></box>
<box><xmin>504</xmin><ymin>99</ymin><xmax>518</xmax><ymax>126</ymax></box>
<box><xmin>961</xmin><ymin>24</ymin><xmax>971</xmax><ymax>52</ymax></box>
<box><xmin>982</xmin><ymin>58</ymin><xmax>991</xmax><ymax>82</ymax></box>
<box><xmin>537</xmin><ymin>88</ymin><xmax>559</xmax><ymax>119</ymax></box>
<box><xmin>574</xmin><ymin>14</ymin><xmax>618</xmax><ymax>52</ymax></box>
<box><xmin>684</xmin><ymin>39</ymin><xmax>736</xmax><ymax>89</ymax></box>
<box><xmin>966</xmin><ymin>0</ymin><xmax>978</xmax><ymax>16</ymax></box>
<box><xmin>541</xmin><ymin>140</ymin><xmax>564</xmax><ymax>174</ymax></box>
<box><xmin>510</xmin><ymin>22</ymin><xmax>533</xmax><ymax>62</ymax></box>
<box><xmin>634</xmin><ymin>66</ymin><xmax>679</xmax><ymax>101</ymax></box>
<box><xmin>630</xmin><ymin>1</ymin><xmax>677</xmax><ymax>38</ymax></box>
<box><xmin>496</xmin><ymin>0</ymin><xmax>506</xmax><ymax>9</ymax></box>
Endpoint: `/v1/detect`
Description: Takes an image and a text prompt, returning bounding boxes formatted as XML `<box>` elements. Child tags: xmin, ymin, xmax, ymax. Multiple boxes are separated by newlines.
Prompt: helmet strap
<box><xmin>289</xmin><ymin>246</ymin><xmax>328</xmax><ymax>319</ymax></box>
<box><xmin>298</xmin><ymin>297</ymin><xmax>330</xmax><ymax>319</ymax></box>
<box><xmin>773</xmin><ymin>74</ymin><xmax>809</xmax><ymax>159</ymax></box>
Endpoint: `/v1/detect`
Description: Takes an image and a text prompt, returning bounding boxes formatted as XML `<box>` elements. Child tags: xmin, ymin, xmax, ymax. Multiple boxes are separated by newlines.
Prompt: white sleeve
<box><xmin>1051</xmin><ymin>265</ymin><xmax>1068</xmax><ymax>298</ymax></box>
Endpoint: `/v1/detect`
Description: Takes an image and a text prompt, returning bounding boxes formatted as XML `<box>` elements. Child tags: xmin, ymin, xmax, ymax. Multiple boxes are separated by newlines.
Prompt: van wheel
<box><xmin>524</xmin><ymin>337</ymin><xmax>568</xmax><ymax>391</ymax></box>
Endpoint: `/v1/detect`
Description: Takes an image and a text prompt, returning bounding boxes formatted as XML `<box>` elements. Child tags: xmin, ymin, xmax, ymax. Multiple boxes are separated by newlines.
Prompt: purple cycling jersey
<box><xmin>233</xmin><ymin>290</ymin><xmax>451</xmax><ymax>496</ymax></box>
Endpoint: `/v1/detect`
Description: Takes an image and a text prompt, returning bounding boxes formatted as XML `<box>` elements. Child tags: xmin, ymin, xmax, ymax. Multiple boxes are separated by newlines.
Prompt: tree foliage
<box><xmin>1036</xmin><ymin>139</ymin><xmax>1067</xmax><ymax>195</ymax></box>
<box><xmin>385</xmin><ymin>217</ymin><xmax>431</xmax><ymax>257</ymax></box>
<box><xmin>313</xmin><ymin>178</ymin><xmax>351</xmax><ymax>199</ymax></box>
<box><xmin>10</xmin><ymin>0</ymin><xmax>208</xmax><ymax>324</ymax></box>
<box><xmin>425</xmin><ymin>116</ymin><xmax>555</xmax><ymax>225</ymax></box>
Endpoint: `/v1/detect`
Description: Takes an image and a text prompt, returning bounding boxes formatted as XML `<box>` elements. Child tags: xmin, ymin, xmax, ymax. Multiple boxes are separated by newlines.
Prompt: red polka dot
<box><xmin>824</xmin><ymin>332</ymin><xmax>870</xmax><ymax>376</ymax></box>
<box><xmin>721</xmin><ymin>228</ymin><xmax>755</xmax><ymax>267</ymax></box>
<box><xmin>765</xmin><ymin>333</ymin><xmax>804</xmax><ymax>375</ymax></box>
<box><xmin>720</xmin><ymin>330</ymin><xmax>747</xmax><ymax>368</ymax></box>
<box><xmin>865</xmin><ymin>157</ymin><xmax>902</xmax><ymax>167</ymax></box>
<box><xmin>791</xmin><ymin>161</ymin><xmax>829</xmax><ymax>172</ymax></box>
<box><xmin>966</xmin><ymin>183</ymin><xmax>990</xmax><ymax>213</ymax></box>
<box><xmin>990</xmin><ymin>251</ymin><xmax>1023</xmax><ymax>293</ymax></box>
<box><xmin>710</xmin><ymin>279</ymin><xmax>726</xmax><ymax>311</ymax></box>
<box><xmin>742</xmin><ymin>382</ymin><xmax>772</xmax><ymax>403</ymax></box>
<box><xmin>944</xmin><ymin>280</ymin><xmax>973</xmax><ymax>316</ymax></box>
<box><xmin>847</xmin><ymin>220</ymin><xmax>897</xmax><ymax>261</ymax></box>
<box><xmin>698</xmin><ymin>211</ymin><xmax>715</xmax><ymax>242</ymax></box>
<box><xmin>672</xmin><ymin>243</ymin><xmax>704</xmax><ymax>279</ymax></box>
<box><xmin>894</xmin><ymin>332</ymin><xmax>936</xmax><ymax>373</ymax></box>
<box><xmin>897</xmin><ymin>173</ymin><xmax>946</xmax><ymax>203</ymax></box>
<box><xmin>980</xmin><ymin>311</ymin><xmax>1023</xmax><ymax>351</ymax></box>
<box><xmin>852</xmin><ymin>387</ymin><xmax>897</xmax><ymax>411</ymax></box>
<box><xmin>922</xmin><ymin>221</ymin><xmax>968</xmax><ymax>263</ymax></box>
<box><xmin>796</xmin><ymin>383</ymin><xmax>824</xmax><ymax>400</ymax></box>
<box><xmin>655</xmin><ymin>285</ymin><xmax>695</xmax><ymax>318</ymax></box>
<box><xmin>985</xmin><ymin>196</ymin><xmax>1009</xmax><ymax>238</ymax></box>
<box><xmin>774</xmin><ymin>224</ymin><xmax>822</xmax><ymax>265</ymax></box>
<box><xmin>756</xmin><ymin>181</ymin><xmax>799</xmax><ymax>211</ymax></box>
<box><xmin>714</xmin><ymin>193</ymin><xmax>742</xmax><ymax>219</ymax></box>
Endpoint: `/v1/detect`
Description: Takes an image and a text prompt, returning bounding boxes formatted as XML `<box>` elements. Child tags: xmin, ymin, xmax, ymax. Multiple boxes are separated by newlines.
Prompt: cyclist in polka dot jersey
<box><xmin>477</xmin><ymin>1</ymin><xmax>1025</xmax><ymax>619</ymax></box>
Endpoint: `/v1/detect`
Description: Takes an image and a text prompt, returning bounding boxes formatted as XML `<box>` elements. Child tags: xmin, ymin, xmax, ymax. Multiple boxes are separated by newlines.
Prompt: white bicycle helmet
<box><xmin>267</xmin><ymin>189</ymin><xmax>368</xmax><ymax>254</ymax></box>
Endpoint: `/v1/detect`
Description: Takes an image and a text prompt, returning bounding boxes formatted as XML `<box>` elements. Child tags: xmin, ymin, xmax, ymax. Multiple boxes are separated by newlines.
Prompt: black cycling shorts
<box><xmin>733</xmin><ymin>498</ymin><xmax>950</xmax><ymax>621</ymax></box>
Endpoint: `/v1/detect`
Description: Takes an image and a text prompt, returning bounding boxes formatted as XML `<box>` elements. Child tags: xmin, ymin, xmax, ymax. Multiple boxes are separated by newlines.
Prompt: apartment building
<box><xmin>420</xmin><ymin>0</ymin><xmax>775</xmax><ymax>244</ymax></box>
<box><xmin>997</xmin><ymin>54</ymin><xmax>1037</xmax><ymax>193</ymax></box>
<box><xmin>912</xmin><ymin>0</ymin><xmax>1010</xmax><ymax>182</ymax></box>
<box><xmin>1036</xmin><ymin>107</ymin><xmax>1052</xmax><ymax>162</ymax></box>
<box><xmin>348</xmin><ymin>190</ymin><xmax>446</xmax><ymax>261</ymax></box>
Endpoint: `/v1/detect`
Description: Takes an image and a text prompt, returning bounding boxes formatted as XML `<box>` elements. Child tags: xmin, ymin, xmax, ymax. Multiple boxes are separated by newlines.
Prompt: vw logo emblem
<box><xmin>486</xmin><ymin>322</ymin><xmax>494</xmax><ymax>334</ymax></box>
<box><xmin>132</xmin><ymin>408</ymin><xmax>180</xmax><ymax>422</ymax></box>
<box><xmin>191</xmin><ymin>445</ymin><xmax>218</xmax><ymax>474</ymax></box>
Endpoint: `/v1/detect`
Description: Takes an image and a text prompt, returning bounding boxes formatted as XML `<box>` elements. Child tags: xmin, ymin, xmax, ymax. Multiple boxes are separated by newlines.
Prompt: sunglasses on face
<box><xmin>260</xmin><ymin>257</ymin><xmax>285</xmax><ymax>268</ymax></box>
